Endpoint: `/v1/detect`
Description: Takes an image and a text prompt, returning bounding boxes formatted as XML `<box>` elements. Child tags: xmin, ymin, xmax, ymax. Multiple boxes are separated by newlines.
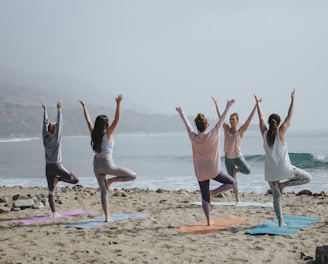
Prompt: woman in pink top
<box><xmin>212</xmin><ymin>97</ymin><xmax>260</xmax><ymax>205</ymax></box>
<box><xmin>176</xmin><ymin>99</ymin><xmax>237</xmax><ymax>226</ymax></box>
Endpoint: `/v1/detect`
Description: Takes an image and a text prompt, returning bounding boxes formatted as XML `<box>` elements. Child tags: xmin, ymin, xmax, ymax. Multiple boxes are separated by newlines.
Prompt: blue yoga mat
<box><xmin>192</xmin><ymin>201</ymin><xmax>273</xmax><ymax>207</ymax></box>
<box><xmin>62</xmin><ymin>213</ymin><xmax>149</xmax><ymax>229</ymax></box>
<box><xmin>247</xmin><ymin>215</ymin><xmax>320</xmax><ymax>235</ymax></box>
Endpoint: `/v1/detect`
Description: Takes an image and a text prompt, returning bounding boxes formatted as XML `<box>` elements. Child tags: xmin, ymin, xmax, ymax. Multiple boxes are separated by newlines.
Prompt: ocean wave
<box><xmin>289</xmin><ymin>152</ymin><xmax>328</xmax><ymax>169</ymax></box>
<box><xmin>0</xmin><ymin>137</ymin><xmax>39</xmax><ymax>143</ymax></box>
<box><xmin>245</xmin><ymin>153</ymin><xmax>328</xmax><ymax>169</ymax></box>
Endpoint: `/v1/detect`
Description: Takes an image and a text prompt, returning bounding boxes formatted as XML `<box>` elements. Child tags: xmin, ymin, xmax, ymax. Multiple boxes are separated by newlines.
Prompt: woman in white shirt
<box><xmin>255</xmin><ymin>89</ymin><xmax>311</xmax><ymax>226</ymax></box>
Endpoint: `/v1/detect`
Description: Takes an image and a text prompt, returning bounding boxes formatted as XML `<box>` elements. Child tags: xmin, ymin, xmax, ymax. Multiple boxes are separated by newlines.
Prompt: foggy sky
<box><xmin>1</xmin><ymin>1</ymin><xmax>327</xmax><ymax>130</ymax></box>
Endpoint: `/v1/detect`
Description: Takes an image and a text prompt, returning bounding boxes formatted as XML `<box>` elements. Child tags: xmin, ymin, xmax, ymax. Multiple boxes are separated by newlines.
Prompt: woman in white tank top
<box><xmin>255</xmin><ymin>89</ymin><xmax>311</xmax><ymax>226</ymax></box>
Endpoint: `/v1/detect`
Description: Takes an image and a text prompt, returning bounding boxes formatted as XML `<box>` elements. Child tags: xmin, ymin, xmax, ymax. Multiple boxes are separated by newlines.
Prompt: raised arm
<box><xmin>279</xmin><ymin>89</ymin><xmax>295</xmax><ymax>141</ymax></box>
<box><xmin>41</xmin><ymin>102</ymin><xmax>49</xmax><ymax>139</ymax></box>
<box><xmin>56</xmin><ymin>101</ymin><xmax>63</xmax><ymax>140</ymax></box>
<box><xmin>254</xmin><ymin>95</ymin><xmax>266</xmax><ymax>136</ymax></box>
<box><xmin>211</xmin><ymin>96</ymin><xmax>228</xmax><ymax>129</ymax></box>
<box><xmin>106</xmin><ymin>94</ymin><xmax>123</xmax><ymax>138</ymax></box>
<box><xmin>217</xmin><ymin>99</ymin><xmax>235</xmax><ymax>128</ymax></box>
<box><xmin>239</xmin><ymin>99</ymin><xmax>262</xmax><ymax>138</ymax></box>
<box><xmin>79</xmin><ymin>99</ymin><xmax>94</xmax><ymax>134</ymax></box>
<box><xmin>175</xmin><ymin>106</ymin><xmax>193</xmax><ymax>133</ymax></box>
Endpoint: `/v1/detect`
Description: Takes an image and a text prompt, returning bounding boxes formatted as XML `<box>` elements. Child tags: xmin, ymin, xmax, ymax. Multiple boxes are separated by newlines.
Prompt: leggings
<box><xmin>198</xmin><ymin>171</ymin><xmax>237</xmax><ymax>222</ymax></box>
<box><xmin>269</xmin><ymin>166</ymin><xmax>312</xmax><ymax>225</ymax></box>
<box><xmin>93</xmin><ymin>157</ymin><xmax>136</xmax><ymax>204</ymax></box>
<box><xmin>46</xmin><ymin>163</ymin><xmax>79</xmax><ymax>212</ymax></box>
<box><xmin>225</xmin><ymin>155</ymin><xmax>251</xmax><ymax>176</ymax></box>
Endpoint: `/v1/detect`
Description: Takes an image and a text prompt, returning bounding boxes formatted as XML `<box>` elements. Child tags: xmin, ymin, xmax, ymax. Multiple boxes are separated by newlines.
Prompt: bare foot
<box><xmin>52</xmin><ymin>211</ymin><xmax>61</xmax><ymax>218</ymax></box>
<box><xmin>235</xmin><ymin>199</ymin><xmax>241</xmax><ymax>206</ymax></box>
<box><xmin>207</xmin><ymin>219</ymin><xmax>213</xmax><ymax>226</ymax></box>
<box><xmin>104</xmin><ymin>177</ymin><xmax>114</xmax><ymax>192</ymax></box>
<box><xmin>279</xmin><ymin>222</ymin><xmax>287</xmax><ymax>227</ymax></box>
<box><xmin>105</xmin><ymin>217</ymin><xmax>111</xmax><ymax>223</ymax></box>
<box><xmin>279</xmin><ymin>182</ymin><xmax>285</xmax><ymax>195</ymax></box>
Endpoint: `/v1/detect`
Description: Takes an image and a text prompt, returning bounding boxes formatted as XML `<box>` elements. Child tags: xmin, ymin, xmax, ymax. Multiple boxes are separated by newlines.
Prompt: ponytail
<box><xmin>266</xmin><ymin>114</ymin><xmax>281</xmax><ymax>146</ymax></box>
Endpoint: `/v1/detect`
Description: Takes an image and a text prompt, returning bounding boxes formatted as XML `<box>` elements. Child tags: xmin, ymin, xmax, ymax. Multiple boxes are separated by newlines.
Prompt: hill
<box><xmin>0</xmin><ymin>66</ymin><xmax>186</xmax><ymax>138</ymax></box>
<box><xmin>0</xmin><ymin>66</ymin><xmax>258</xmax><ymax>139</ymax></box>
<box><xmin>0</xmin><ymin>101</ymin><xmax>187</xmax><ymax>139</ymax></box>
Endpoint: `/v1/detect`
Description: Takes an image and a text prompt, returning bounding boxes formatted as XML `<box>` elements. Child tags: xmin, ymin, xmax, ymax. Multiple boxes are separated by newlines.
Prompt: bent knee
<box><xmin>73</xmin><ymin>179</ymin><xmax>79</xmax><ymax>184</ymax></box>
<box><xmin>240</xmin><ymin>167</ymin><xmax>251</xmax><ymax>175</ymax></box>
<box><xmin>244</xmin><ymin>169</ymin><xmax>251</xmax><ymax>175</ymax></box>
<box><xmin>306</xmin><ymin>173</ymin><xmax>312</xmax><ymax>183</ymax></box>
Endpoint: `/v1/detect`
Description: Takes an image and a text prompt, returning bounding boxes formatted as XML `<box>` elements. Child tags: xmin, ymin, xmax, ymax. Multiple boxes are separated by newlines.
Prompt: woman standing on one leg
<box><xmin>255</xmin><ymin>89</ymin><xmax>311</xmax><ymax>226</ymax></box>
<box><xmin>176</xmin><ymin>98</ymin><xmax>237</xmax><ymax>226</ymax></box>
<box><xmin>212</xmin><ymin>97</ymin><xmax>261</xmax><ymax>205</ymax></box>
<box><xmin>41</xmin><ymin>101</ymin><xmax>79</xmax><ymax>218</ymax></box>
<box><xmin>79</xmin><ymin>95</ymin><xmax>136</xmax><ymax>222</ymax></box>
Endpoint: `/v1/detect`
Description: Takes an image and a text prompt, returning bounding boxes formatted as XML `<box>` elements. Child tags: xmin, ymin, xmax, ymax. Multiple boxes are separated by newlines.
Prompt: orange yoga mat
<box><xmin>177</xmin><ymin>215</ymin><xmax>249</xmax><ymax>234</ymax></box>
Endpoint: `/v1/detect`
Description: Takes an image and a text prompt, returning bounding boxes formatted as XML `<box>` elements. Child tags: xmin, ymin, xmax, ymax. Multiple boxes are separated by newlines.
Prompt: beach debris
<box><xmin>296</xmin><ymin>189</ymin><xmax>313</xmax><ymax>196</ymax></box>
<box><xmin>300</xmin><ymin>251</ymin><xmax>313</xmax><ymax>261</ymax></box>
<box><xmin>315</xmin><ymin>245</ymin><xmax>328</xmax><ymax>264</ymax></box>
<box><xmin>0</xmin><ymin>196</ymin><xmax>10</xmax><ymax>203</ymax></box>
<box><xmin>113</xmin><ymin>190</ymin><xmax>128</xmax><ymax>197</ymax></box>
<box><xmin>0</xmin><ymin>207</ymin><xmax>11</xmax><ymax>213</ymax></box>
<box><xmin>13</xmin><ymin>198</ymin><xmax>34</xmax><ymax>209</ymax></box>
<box><xmin>0</xmin><ymin>193</ymin><xmax>48</xmax><ymax>213</ymax></box>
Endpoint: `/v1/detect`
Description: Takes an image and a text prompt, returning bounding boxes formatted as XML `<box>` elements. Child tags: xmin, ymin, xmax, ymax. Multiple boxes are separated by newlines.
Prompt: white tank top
<box><xmin>263</xmin><ymin>130</ymin><xmax>293</xmax><ymax>182</ymax></box>
<box><xmin>96</xmin><ymin>134</ymin><xmax>114</xmax><ymax>156</ymax></box>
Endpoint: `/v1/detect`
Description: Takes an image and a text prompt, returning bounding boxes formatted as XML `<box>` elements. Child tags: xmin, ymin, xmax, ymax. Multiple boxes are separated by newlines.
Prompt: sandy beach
<box><xmin>0</xmin><ymin>185</ymin><xmax>327</xmax><ymax>264</ymax></box>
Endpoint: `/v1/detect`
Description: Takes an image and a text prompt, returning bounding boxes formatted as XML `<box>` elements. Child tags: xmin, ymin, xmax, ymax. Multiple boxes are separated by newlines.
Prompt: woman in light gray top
<box><xmin>42</xmin><ymin>101</ymin><xmax>79</xmax><ymax>218</ymax></box>
<box><xmin>255</xmin><ymin>89</ymin><xmax>311</xmax><ymax>226</ymax></box>
<box><xmin>79</xmin><ymin>95</ymin><xmax>136</xmax><ymax>222</ymax></box>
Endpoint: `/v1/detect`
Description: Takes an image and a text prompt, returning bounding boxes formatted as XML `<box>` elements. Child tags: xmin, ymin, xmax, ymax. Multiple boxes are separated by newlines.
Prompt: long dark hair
<box><xmin>266</xmin><ymin>114</ymin><xmax>281</xmax><ymax>147</ymax></box>
<box><xmin>91</xmin><ymin>115</ymin><xmax>109</xmax><ymax>153</ymax></box>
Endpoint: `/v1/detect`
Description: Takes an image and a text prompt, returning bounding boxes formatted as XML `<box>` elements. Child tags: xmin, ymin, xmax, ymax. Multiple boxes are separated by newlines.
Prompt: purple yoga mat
<box><xmin>10</xmin><ymin>210</ymin><xmax>97</xmax><ymax>225</ymax></box>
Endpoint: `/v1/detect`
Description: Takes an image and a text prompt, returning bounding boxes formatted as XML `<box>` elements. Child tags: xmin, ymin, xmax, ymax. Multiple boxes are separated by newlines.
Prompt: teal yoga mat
<box><xmin>246</xmin><ymin>216</ymin><xmax>320</xmax><ymax>235</ymax></box>
<box><xmin>192</xmin><ymin>201</ymin><xmax>273</xmax><ymax>207</ymax></box>
<box><xmin>62</xmin><ymin>213</ymin><xmax>149</xmax><ymax>229</ymax></box>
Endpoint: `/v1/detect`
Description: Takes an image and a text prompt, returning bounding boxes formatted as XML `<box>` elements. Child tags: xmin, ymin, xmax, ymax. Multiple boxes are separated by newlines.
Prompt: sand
<box><xmin>0</xmin><ymin>185</ymin><xmax>327</xmax><ymax>264</ymax></box>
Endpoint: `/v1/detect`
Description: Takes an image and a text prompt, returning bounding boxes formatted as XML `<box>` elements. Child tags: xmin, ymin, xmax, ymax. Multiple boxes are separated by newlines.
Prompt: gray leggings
<box><xmin>269</xmin><ymin>166</ymin><xmax>312</xmax><ymax>225</ymax></box>
<box><xmin>225</xmin><ymin>155</ymin><xmax>251</xmax><ymax>176</ymax></box>
<box><xmin>93</xmin><ymin>157</ymin><xmax>136</xmax><ymax>204</ymax></box>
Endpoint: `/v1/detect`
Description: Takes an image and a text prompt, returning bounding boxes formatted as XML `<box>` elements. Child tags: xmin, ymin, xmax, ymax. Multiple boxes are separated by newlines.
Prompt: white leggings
<box><xmin>269</xmin><ymin>166</ymin><xmax>312</xmax><ymax>225</ymax></box>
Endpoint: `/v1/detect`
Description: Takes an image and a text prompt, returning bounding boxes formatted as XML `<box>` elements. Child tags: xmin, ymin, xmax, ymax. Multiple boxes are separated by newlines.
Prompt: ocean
<box><xmin>0</xmin><ymin>130</ymin><xmax>327</xmax><ymax>194</ymax></box>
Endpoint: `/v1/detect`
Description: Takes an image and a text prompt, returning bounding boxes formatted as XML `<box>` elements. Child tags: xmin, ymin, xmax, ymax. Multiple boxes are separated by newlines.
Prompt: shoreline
<box><xmin>0</xmin><ymin>186</ymin><xmax>327</xmax><ymax>263</ymax></box>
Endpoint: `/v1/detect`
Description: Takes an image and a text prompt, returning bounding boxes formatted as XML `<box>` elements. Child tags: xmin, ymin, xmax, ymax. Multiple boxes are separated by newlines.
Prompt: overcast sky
<box><xmin>0</xmin><ymin>1</ymin><xmax>327</xmax><ymax>130</ymax></box>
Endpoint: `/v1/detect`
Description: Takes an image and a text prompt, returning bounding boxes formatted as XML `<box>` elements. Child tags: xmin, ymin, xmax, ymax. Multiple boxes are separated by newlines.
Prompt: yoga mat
<box><xmin>177</xmin><ymin>215</ymin><xmax>249</xmax><ymax>234</ymax></box>
<box><xmin>10</xmin><ymin>210</ymin><xmax>97</xmax><ymax>225</ymax></box>
<box><xmin>62</xmin><ymin>213</ymin><xmax>150</xmax><ymax>229</ymax></box>
<box><xmin>192</xmin><ymin>201</ymin><xmax>273</xmax><ymax>207</ymax></box>
<box><xmin>247</xmin><ymin>216</ymin><xmax>320</xmax><ymax>236</ymax></box>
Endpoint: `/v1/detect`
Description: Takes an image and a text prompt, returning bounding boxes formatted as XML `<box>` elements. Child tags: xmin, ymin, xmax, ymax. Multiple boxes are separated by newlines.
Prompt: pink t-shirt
<box><xmin>178</xmin><ymin>113</ymin><xmax>225</xmax><ymax>182</ymax></box>
<box><xmin>224</xmin><ymin>128</ymin><xmax>242</xmax><ymax>159</ymax></box>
